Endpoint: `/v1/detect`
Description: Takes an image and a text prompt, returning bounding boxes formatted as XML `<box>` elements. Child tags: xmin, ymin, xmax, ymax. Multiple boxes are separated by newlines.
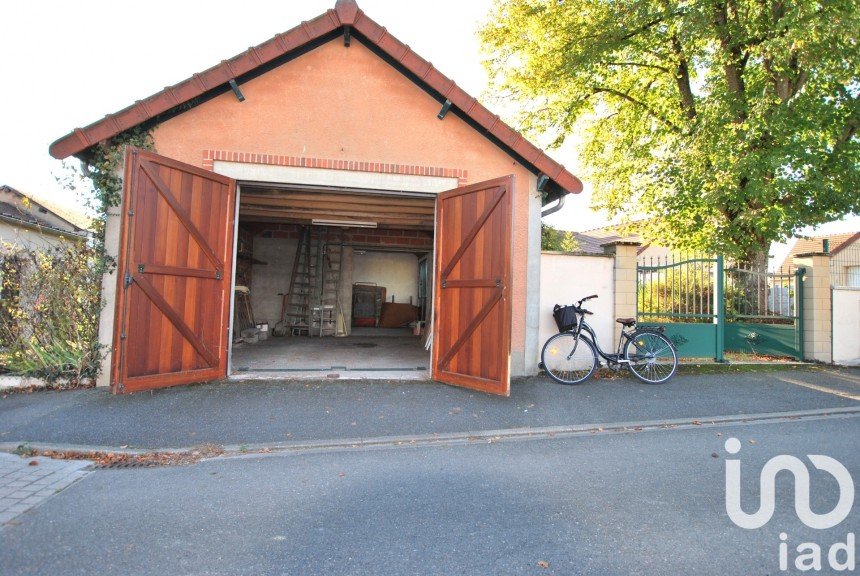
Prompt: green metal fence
<box><xmin>637</xmin><ymin>255</ymin><xmax>804</xmax><ymax>360</ymax></box>
<box><xmin>637</xmin><ymin>254</ymin><xmax>723</xmax><ymax>360</ymax></box>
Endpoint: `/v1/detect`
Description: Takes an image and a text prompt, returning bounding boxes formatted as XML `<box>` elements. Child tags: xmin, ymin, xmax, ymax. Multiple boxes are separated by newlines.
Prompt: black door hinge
<box><xmin>124</xmin><ymin>273</ymin><xmax>133</xmax><ymax>288</ymax></box>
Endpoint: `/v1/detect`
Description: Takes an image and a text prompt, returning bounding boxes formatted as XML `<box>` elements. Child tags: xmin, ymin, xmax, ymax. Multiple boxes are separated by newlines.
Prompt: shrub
<box><xmin>0</xmin><ymin>242</ymin><xmax>102</xmax><ymax>385</ymax></box>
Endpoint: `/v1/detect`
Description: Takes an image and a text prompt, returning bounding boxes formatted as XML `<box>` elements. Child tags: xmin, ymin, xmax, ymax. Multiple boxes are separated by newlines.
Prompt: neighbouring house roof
<box><xmin>49</xmin><ymin>0</ymin><xmax>582</xmax><ymax>202</ymax></box>
<box><xmin>778</xmin><ymin>232</ymin><xmax>860</xmax><ymax>270</ymax></box>
<box><xmin>573</xmin><ymin>224</ymin><xmax>645</xmax><ymax>255</ymax></box>
<box><xmin>0</xmin><ymin>185</ymin><xmax>90</xmax><ymax>240</ymax></box>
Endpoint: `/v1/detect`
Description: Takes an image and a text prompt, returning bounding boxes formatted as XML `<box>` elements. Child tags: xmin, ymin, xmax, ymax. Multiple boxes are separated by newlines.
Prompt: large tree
<box><xmin>480</xmin><ymin>0</ymin><xmax>860</xmax><ymax>266</ymax></box>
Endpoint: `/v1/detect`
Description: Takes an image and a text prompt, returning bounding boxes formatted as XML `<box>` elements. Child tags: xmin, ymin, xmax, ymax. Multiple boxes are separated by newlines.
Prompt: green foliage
<box><xmin>26</xmin><ymin>129</ymin><xmax>157</xmax><ymax>384</ymax></box>
<box><xmin>0</xmin><ymin>243</ymin><xmax>103</xmax><ymax>385</ymax></box>
<box><xmin>56</xmin><ymin>127</ymin><xmax>155</xmax><ymax>248</ymax></box>
<box><xmin>481</xmin><ymin>0</ymin><xmax>860</xmax><ymax>263</ymax></box>
<box><xmin>541</xmin><ymin>223</ymin><xmax>580</xmax><ymax>251</ymax></box>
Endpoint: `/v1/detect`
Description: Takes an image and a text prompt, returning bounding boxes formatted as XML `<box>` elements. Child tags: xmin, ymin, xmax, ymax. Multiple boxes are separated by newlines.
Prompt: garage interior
<box><xmin>230</xmin><ymin>183</ymin><xmax>435</xmax><ymax>379</ymax></box>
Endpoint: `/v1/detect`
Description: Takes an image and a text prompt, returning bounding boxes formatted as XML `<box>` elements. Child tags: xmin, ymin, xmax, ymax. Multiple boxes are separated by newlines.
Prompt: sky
<box><xmin>0</xmin><ymin>0</ymin><xmax>856</xmax><ymax>239</ymax></box>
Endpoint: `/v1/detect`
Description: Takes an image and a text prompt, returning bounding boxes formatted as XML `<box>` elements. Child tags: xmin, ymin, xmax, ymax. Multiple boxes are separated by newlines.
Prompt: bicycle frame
<box><xmin>571</xmin><ymin>317</ymin><xmax>633</xmax><ymax>366</ymax></box>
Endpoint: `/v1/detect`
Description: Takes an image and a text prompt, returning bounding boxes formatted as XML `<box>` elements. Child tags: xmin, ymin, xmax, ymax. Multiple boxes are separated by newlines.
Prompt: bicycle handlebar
<box><xmin>576</xmin><ymin>295</ymin><xmax>598</xmax><ymax>306</ymax></box>
<box><xmin>571</xmin><ymin>295</ymin><xmax>598</xmax><ymax>315</ymax></box>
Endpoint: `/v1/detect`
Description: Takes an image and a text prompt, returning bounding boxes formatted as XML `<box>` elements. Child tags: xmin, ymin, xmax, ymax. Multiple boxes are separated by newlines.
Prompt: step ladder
<box><xmin>282</xmin><ymin>226</ymin><xmax>343</xmax><ymax>336</ymax></box>
<box><xmin>283</xmin><ymin>226</ymin><xmax>315</xmax><ymax>336</ymax></box>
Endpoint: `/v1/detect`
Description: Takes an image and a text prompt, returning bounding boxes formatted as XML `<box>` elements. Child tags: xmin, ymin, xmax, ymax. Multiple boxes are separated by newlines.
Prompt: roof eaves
<box><xmin>49</xmin><ymin>8</ymin><xmax>345</xmax><ymax>160</ymax></box>
<box><xmin>0</xmin><ymin>212</ymin><xmax>90</xmax><ymax>240</ymax></box>
<box><xmin>49</xmin><ymin>0</ymin><xmax>582</xmax><ymax>196</ymax></box>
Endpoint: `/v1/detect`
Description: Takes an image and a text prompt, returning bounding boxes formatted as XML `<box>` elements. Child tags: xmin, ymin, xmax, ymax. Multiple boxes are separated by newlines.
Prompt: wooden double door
<box><xmin>112</xmin><ymin>149</ymin><xmax>513</xmax><ymax>395</ymax></box>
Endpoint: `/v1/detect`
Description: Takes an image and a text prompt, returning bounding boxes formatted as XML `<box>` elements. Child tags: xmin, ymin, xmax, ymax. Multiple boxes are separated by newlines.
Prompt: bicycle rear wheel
<box><xmin>541</xmin><ymin>332</ymin><xmax>598</xmax><ymax>385</ymax></box>
<box><xmin>624</xmin><ymin>330</ymin><xmax>678</xmax><ymax>384</ymax></box>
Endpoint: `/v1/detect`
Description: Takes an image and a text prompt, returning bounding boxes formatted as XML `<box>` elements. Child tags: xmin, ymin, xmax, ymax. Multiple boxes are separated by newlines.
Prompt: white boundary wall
<box><xmin>539</xmin><ymin>252</ymin><xmax>615</xmax><ymax>361</ymax></box>
<box><xmin>832</xmin><ymin>287</ymin><xmax>860</xmax><ymax>366</ymax></box>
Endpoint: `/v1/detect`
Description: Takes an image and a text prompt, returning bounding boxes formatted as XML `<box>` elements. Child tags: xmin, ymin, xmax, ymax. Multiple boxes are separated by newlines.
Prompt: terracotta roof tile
<box><xmin>778</xmin><ymin>232</ymin><xmax>860</xmax><ymax>270</ymax></box>
<box><xmin>49</xmin><ymin>0</ymin><xmax>582</xmax><ymax>197</ymax></box>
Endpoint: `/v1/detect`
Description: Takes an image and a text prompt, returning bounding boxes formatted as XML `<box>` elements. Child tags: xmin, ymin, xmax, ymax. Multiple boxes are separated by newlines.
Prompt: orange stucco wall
<box><xmin>152</xmin><ymin>38</ymin><xmax>537</xmax><ymax>372</ymax></box>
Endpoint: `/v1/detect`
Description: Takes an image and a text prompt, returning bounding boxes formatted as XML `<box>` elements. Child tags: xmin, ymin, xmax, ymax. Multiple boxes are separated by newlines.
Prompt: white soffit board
<box><xmin>214</xmin><ymin>161</ymin><xmax>458</xmax><ymax>194</ymax></box>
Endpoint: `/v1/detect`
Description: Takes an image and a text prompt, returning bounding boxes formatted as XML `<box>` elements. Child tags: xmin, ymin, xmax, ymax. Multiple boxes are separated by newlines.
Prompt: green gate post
<box><xmin>795</xmin><ymin>267</ymin><xmax>805</xmax><ymax>361</ymax></box>
<box><xmin>714</xmin><ymin>255</ymin><xmax>725</xmax><ymax>362</ymax></box>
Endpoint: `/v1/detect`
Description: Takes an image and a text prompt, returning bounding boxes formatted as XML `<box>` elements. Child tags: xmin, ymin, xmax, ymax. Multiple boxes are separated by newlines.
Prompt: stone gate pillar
<box><xmin>793</xmin><ymin>252</ymin><xmax>832</xmax><ymax>363</ymax></box>
<box><xmin>602</xmin><ymin>241</ymin><xmax>641</xmax><ymax>343</ymax></box>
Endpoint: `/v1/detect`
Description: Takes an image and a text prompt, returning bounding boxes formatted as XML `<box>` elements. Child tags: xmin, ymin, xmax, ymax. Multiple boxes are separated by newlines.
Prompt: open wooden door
<box><xmin>112</xmin><ymin>148</ymin><xmax>236</xmax><ymax>393</ymax></box>
<box><xmin>432</xmin><ymin>176</ymin><xmax>513</xmax><ymax>396</ymax></box>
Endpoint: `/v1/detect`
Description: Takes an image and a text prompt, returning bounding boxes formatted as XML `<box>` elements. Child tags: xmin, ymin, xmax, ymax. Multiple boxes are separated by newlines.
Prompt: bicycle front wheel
<box><xmin>541</xmin><ymin>332</ymin><xmax>598</xmax><ymax>385</ymax></box>
<box><xmin>624</xmin><ymin>330</ymin><xmax>678</xmax><ymax>384</ymax></box>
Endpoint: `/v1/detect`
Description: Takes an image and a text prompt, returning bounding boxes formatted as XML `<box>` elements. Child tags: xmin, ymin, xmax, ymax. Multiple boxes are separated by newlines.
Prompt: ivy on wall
<box><xmin>57</xmin><ymin>127</ymin><xmax>156</xmax><ymax>272</ymax></box>
<box><xmin>82</xmin><ymin>127</ymin><xmax>156</xmax><ymax>240</ymax></box>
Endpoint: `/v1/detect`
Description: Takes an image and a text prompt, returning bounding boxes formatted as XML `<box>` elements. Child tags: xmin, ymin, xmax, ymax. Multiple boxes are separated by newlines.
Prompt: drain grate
<box><xmin>92</xmin><ymin>461</ymin><xmax>163</xmax><ymax>470</ymax></box>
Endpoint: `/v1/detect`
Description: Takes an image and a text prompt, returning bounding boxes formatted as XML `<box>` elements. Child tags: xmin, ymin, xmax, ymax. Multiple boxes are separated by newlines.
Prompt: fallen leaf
<box><xmin>28</xmin><ymin>460</ymin><xmax>39</xmax><ymax>466</ymax></box>
<box><xmin>537</xmin><ymin>561</ymin><xmax>550</xmax><ymax>569</ymax></box>
<box><xmin>715</xmin><ymin>433</ymin><xmax>722</xmax><ymax>437</ymax></box>
<box><xmin>692</xmin><ymin>420</ymin><xmax>702</xmax><ymax>426</ymax></box>
<box><xmin>749</xmin><ymin>439</ymin><xmax>757</xmax><ymax>444</ymax></box>
<box><xmin>338</xmin><ymin>472</ymin><xmax>346</xmax><ymax>478</ymax></box>
<box><xmin>711</xmin><ymin>453</ymin><xmax>719</xmax><ymax>458</ymax></box>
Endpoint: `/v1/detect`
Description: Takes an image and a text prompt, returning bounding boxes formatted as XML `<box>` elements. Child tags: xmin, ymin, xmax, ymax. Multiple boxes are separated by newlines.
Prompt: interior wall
<box><xmin>250</xmin><ymin>236</ymin><xmax>297</xmax><ymax>327</ymax></box>
<box><xmin>353</xmin><ymin>251</ymin><xmax>419</xmax><ymax>304</ymax></box>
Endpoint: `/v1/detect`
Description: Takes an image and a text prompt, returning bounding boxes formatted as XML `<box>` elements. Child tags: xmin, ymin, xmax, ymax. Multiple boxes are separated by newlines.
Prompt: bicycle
<box><xmin>540</xmin><ymin>295</ymin><xmax>678</xmax><ymax>385</ymax></box>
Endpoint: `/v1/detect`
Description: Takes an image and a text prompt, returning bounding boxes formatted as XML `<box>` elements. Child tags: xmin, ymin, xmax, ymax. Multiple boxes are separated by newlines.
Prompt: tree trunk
<box><xmin>735</xmin><ymin>249</ymin><xmax>770</xmax><ymax>320</ymax></box>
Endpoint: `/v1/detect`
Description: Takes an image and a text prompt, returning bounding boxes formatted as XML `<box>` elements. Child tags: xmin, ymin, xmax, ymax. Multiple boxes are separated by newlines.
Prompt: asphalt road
<box><xmin>2</xmin><ymin>415</ymin><xmax>858</xmax><ymax>575</ymax></box>
<box><xmin>2</xmin><ymin>368</ymin><xmax>858</xmax><ymax>449</ymax></box>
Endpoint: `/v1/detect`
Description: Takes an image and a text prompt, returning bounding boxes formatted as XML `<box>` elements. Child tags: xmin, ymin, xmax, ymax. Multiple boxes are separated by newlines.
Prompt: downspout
<box><xmin>540</xmin><ymin>194</ymin><xmax>565</xmax><ymax>218</ymax></box>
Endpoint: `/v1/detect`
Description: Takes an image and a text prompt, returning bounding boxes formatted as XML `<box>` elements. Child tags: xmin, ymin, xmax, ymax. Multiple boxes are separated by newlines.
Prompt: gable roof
<box><xmin>49</xmin><ymin>0</ymin><xmax>582</xmax><ymax>200</ymax></box>
<box><xmin>0</xmin><ymin>185</ymin><xmax>90</xmax><ymax>239</ymax></box>
<box><xmin>778</xmin><ymin>232</ymin><xmax>860</xmax><ymax>270</ymax></box>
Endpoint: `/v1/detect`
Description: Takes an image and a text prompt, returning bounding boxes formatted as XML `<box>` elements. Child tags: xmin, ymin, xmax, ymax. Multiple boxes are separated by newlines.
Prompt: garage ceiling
<box><xmin>239</xmin><ymin>186</ymin><xmax>436</xmax><ymax>230</ymax></box>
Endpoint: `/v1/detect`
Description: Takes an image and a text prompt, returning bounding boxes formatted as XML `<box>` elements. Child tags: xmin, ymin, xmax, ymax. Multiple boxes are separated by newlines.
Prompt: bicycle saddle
<box><xmin>615</xmin><ymin>318</ymin><xmax>636</xmax><ymax>327</ymax></box>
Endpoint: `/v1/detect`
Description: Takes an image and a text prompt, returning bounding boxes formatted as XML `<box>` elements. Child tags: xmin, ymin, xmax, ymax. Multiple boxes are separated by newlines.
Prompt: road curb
<box><xmin>3</xmin><ymin>406</ymin><xmax>858</xmax><ymax>462</ymax></box>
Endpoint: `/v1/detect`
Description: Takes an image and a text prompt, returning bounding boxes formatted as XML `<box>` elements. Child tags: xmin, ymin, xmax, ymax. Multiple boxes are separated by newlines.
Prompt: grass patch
<box><xmin>677</xmin><ymin>362</ymin><xmax>815</xmax><ymax>376</ymax></box>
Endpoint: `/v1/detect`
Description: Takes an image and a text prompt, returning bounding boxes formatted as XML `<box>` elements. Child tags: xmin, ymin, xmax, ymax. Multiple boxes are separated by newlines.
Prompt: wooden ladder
<box><xmin>282</xmin><ymin>226</ymin><xmax>343</xmax><ymax>336</ymax></box>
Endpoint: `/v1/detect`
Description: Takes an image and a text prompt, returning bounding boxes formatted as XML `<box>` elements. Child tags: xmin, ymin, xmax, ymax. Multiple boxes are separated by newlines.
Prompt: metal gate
<box><xmin>636</xmin><ymin>255</ymin><xmax>804</xmax><ymax>360</ymax></box>
<box><xmin>723</xmin><ymin>263</ymin><xmax>804</xmax><ymax>359</ymax></box>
